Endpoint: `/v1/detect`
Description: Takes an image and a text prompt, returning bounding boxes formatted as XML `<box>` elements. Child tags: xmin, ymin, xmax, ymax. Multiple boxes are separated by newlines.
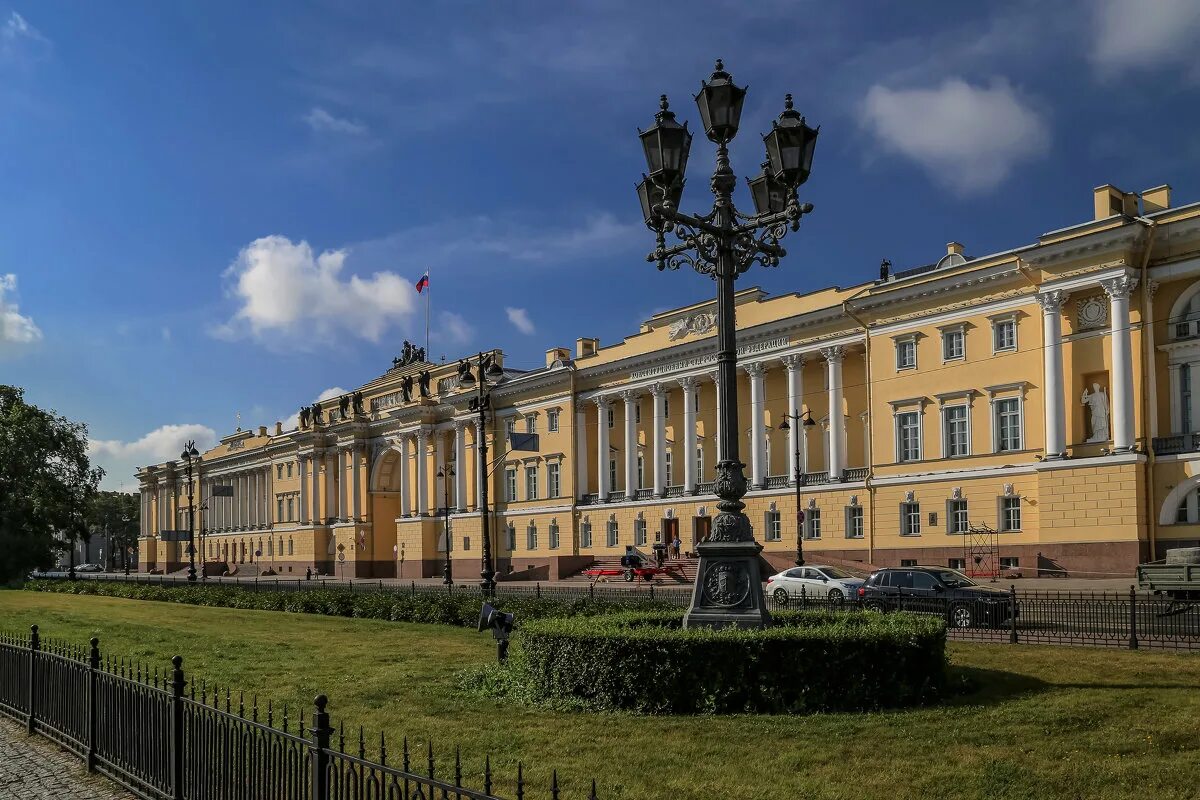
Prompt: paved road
<box><xmin>0</xmin><ymin>717</ymin><xmax>133</xmax><ymax>799</ymax></box>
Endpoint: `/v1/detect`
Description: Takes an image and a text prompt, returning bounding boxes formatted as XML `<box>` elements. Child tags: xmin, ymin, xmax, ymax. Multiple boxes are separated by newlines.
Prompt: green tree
<box><xmin>0</xmin><ymin>385</ymin><xmax>103</xmax><ymax>582</ymax></box>
<box><xmin>87</xmin><ymin>490</ymin><xmax>140</xmax><ymax>569</ymax></box>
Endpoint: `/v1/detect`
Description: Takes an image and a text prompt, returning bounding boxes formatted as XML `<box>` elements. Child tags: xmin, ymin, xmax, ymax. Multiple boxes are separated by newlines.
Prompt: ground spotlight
<box><xmin>477</xmin><ymin>602</ymin><xmax>514</xmax><ymax>662</ymax></box>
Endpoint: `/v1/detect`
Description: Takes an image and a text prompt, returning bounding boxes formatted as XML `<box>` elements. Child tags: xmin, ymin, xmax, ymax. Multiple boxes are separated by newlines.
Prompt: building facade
<box><xmin>138</xmin><ymin>182</ymin><xmax>1200</xmax><ymax>580</ymax></box>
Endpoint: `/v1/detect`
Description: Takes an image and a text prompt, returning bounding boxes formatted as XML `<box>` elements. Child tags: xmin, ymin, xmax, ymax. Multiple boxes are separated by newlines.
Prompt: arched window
<box><xmin>696</xmin><ymin>444</ymin><xmax>704</xmax><ymax>482</ymax></box>
<box><xmin>287</xmin><ymin>537</ymin><xmax>294</xmax><ymax>556</ymax></box>
<box><xmin>1175</xmin><ymin>292</ymin><xmax>1200</xmax><ymax>339</ymax></box>
<box><xmin>268</xmin><ymin>539</ymin><xmax>274</xmax><ymax>556</ymax></box>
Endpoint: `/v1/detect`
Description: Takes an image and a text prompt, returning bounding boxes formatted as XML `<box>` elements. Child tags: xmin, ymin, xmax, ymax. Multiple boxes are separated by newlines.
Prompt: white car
<box><xmin>766</xmin><ymin>565</ymin><xmax>865</xmax><ymax>604</ymax></box>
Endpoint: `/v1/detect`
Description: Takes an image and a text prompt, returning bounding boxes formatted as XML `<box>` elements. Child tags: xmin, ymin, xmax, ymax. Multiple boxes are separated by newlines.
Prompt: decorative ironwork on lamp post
<box><xmin>180</xmin><ymin>441</ymin><xmax>200</xmax><ymax>582</ymax></box>
<box><xmin>456</xmin><ymin>353</ymin><xmax>506</xmax><ymax>596</ymax></box>
<box><xmin>637</xmin><ymin>60</ymin><xmax>818</xmax><ymax>628</ymax></box>
<box><xmin>778</xmin><ymin>411</ymin><xmax>817</xmax><ymax>566</ymax></box>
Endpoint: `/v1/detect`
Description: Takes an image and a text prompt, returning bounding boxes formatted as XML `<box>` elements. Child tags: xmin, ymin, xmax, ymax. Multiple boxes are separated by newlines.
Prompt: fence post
<box><xmin>1008</xmin><ymin>585</ymin><xmax>1018</xmax><ymax>644</ymax></box>
<box><xmin>411</xmin><ymin>581</ymin><xmax>416</xmax><ymax>597</ymax></box>
<box><xmin>310</xmin><ymin>695</ymin><xmax>334</xmax><ymax>800</ymax></box>
<box><xmin>86</xmin><ymin>637</ymin><xmax>99</xmax><ymax>771</ymax></box>
<box><xmin>169</xmin><ymin>655</ymin><xmax>186</xmax><ymax>800</ymax></box>
<box><xmin>1128</xmin><ymin>585</ymin><xmax>1139</xmax><ymax>650</ymax></box>
<box><xmin>536</xmin><ymin>582</ymin><xmax>541</xmax><ymax>599</ymax></box>
<box><xmin>650</xmin><ymin>583</ymin><xmax>655</xmax><ymax>601</ymax></box>
<box><xmin>26</xmin><ymin>624</ymin><xmax>39</xmax><ymax>733</ymax></box>
<box><xmin>800</xmin><ymin>585</ymin><xmax>806</xmax><ymax>610</ymax></box>
<box><xmin>588</xmin><ymin>583</ymin><xmax>594</xmax><ymax>600</ymax></box>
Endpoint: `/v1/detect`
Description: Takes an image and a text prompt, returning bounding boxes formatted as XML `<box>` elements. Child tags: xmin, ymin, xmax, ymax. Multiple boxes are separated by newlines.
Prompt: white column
<box><xmin>298</xmin><ymin>457</ymin><xmax>309</xmax><ymax>524</ymax></box>
<box><xmin>250</xmin><ymin>471</ymin><xmax>259</xmax><ymax>528</ymax></box>
<box><xmin>325</xmin><ymin>452</ymin><xmax>337</xmax><ymax>523</ymax></box>
<box><xmin>621</xmin><ymin>390</ymin><xmax>638</xmax><ymax>497</ymax></box>
<box><xmin>434</xmin><ymin>430</ymin><xmax>447</xmax><ymax>510</ymax></box>
<box><xmin>265</xmin><ymin>466</ymin><xmax>273</xmax><ymax>526</ymax></box>
<box><xmin>710</xmin><ymin>372</ymin><xmax>722</xmax><ymax>461</ymax></box>
<box><xmin>651</xmin><ymin>383</ymin><xmax>667</xmax><ymax>496</ymax></box>
<box><xmin>595</xmin><ymin>397</ymin><xmax>611</xmax><ymax>500</ymax></box>
<box><xmin>472</xmin><ymin>422</ymin><xmax>484</xmax><ymax>508</ymax></box>
<box><xmin>454</xmin><ymin>421</ymin><xmax>468</xmax><ymax>511</ymax></box>
<box><xmin>311</xmin><ymin>451</ymin><xmax>322</xmax><ymax>524</ymax></box>
<box><xmin>351</xmin><ymin>447</ymin><xmax>362</xmax><ymax>520</ymax></box>
<box><xmin>745</xmin><ymin>362</ymin><xmax>766</xmax><ymax>487</ymax></box>
<box><xmin>822</xmin><ymin>346</ymin><xmax>845</xmax><ymax>480</ymax></box>
<box><xmin>397</xmin><ymin>437</ymin><xmax>411</xmax><ymax>517</ymax></box>
<box><xmin>574</xmin><ymin>410</ymin><xmax>589</xmax><ymax>500</ymax></box>
<box><xmin>782</xmin><ymin>355</ymin><xmax>804</xmax><ymax>480</ymax></box>
<box><xmin>1102</xmin><ymin>276</ymin><xmax>1138</xmax><ymax>452</ymax></box>
<box><xmin>416</xmin><ymin>429</ymin><xmax>430</xmax><ymax>515</ymax></box>
<box><xmin>240</xmin><ymin>473</ymin><xmax>248</xmax><ymax>528</ymax></box>
<box><xmin>680</xmin><ymin>376</ymin><xmax>698</xmax><ymax>494</ymax></box>
<box><xmin>1038</xmin><ymin>290</ymin><xmax>1067</xmax><ymax>458</ymax></box>
<box><xmin>336</xmin><ymin>448</ymin><xmax>347</xmax><ymax>520</ymax></box>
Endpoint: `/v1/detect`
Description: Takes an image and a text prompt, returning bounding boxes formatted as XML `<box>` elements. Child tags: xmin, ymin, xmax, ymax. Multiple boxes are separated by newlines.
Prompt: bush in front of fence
<box><xmin>20</xmin><ymin>579</ymin><xmax>672</xmax><ymax>628</ymax></box>
<box><xmin>478</xmin><ymin>609</ymin><xmax>947</xmax><ymax>714</ymax></box>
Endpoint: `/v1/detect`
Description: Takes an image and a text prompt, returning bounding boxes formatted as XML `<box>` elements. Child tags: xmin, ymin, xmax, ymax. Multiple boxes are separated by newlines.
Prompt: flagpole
<box><xmin>425</xmin><ymin>273</ymin><xmax>430</xmax><ymax>357</ymax></box>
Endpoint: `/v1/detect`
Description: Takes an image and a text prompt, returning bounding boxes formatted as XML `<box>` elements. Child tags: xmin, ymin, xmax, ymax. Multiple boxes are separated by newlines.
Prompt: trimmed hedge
<box><xmin>499</xmin><ymin>609</ymin><xmax>947</xmax><ymax>714</ymax></box>
<box><xmin>20</xmin><ymin>579</ymin><xmax>670</xmax><ymax>628</ymax></box>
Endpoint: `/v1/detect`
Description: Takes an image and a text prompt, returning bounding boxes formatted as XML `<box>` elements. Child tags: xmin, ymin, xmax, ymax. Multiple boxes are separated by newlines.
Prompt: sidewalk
<box><xmin>0</xmin><ymin>717</ymin><xmax>133</xmax><ymax>799</ymax></box>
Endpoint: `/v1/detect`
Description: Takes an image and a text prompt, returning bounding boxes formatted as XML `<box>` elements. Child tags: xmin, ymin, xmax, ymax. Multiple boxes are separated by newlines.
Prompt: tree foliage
<box><xmin>87</xmin><ymin>490</ymin><xmax>140</xmax><ymax>569</ymax></box>
<box><xmin>0</xmin><ymin>385</ymin><xmax>103</xmax><ymax>582</ymax></box>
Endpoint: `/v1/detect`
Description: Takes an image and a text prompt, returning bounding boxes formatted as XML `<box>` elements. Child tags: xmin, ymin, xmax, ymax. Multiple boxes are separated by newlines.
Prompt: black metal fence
<box><xmin>0</xmin><ymin>626</ymin><xmax>595</xmax><ymax>800</ymax></box>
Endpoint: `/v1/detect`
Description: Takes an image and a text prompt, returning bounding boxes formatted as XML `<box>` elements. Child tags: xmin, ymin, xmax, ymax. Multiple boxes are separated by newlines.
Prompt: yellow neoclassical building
<box><xmin>139</xmin><ymin>182</ymin><xmax>1200</xmax><ymax>580</ymax></box>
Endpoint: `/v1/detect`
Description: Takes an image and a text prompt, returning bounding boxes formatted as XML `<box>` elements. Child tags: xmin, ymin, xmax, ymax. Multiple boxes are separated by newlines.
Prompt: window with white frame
<box><xmin>505</xmin><ymin>468</ymin><xmax>517</xmax><ymax>502</ymax></box>
<box><xmin>634</xmin><ymin>518</ymin><xmax>647</xmax><ymax>546</ymax></box>
<box><xmin>606</xmin><ymin>519</ymin><xmax>618</xmax><ymax>547</ymax></box>
<box><xmin>549</xmin><ymin>521</ymin><xmax>560</xmax><ymax>549</ymax></box>
<box><xmin>948</xmin><ymin>557</ymin><xmax>966</xmax><ymax>570</ymax></box>
<box><xmin>901</xmin><ymin>501</ymin><xmax>921</xmax><ymax>535</ymax></box>
<box><xmin>525</xmin><ymin>465</ymin><xmax>538</xmax><ymax>500</ymax></box>
<box><xmin>547</xmin><ymin>409</ymin><xmax>559</xmax><ymax>432</ymax></box>
<box><xmin>948</xmin><ymin>499</ymin><xmax>968</xmax><ymax>533</ymax></box>
<box><xmin>995</xmin><ymin>398</ymin><xmax>1022</xmax><ymax>452</ymax></box>
<box><xmin>943</xmin><ymin>405</ymin><xmax>969</xmax><ymax>457</ymax></box>
<box><xmin>1000</xmin><ymin>496</ymin><xmax>1021</xmax><ymax>531</ymax></box>
<box><xmin>637</xmin><ymin>455</ymin><xmax>645</xmax><ymax>489</ymax></box>
<box><xmin>663</xmin><ymin>395</ymin><xmax>670</xmax><ymax>417</ymax></box>
<box><xmin>607</xmin><ymin>407</ymin><xmax>614</xmax><ymax>428</ymax></box>
<box><xmin>277</xmin><ymin>464</ymin><xmax>284</xmax><ymax>479</ymax></box>
<box><xmin>581</xmin><ymin>521</ymin><xmax>593</xmax><ymax>548</ymax></box>
<box><xmin>942</xmin><ymin>328</ymin><xmax>965</xmax><ymax>361</ymax></box>
<box><xmin>525</xmin><ymin>414</ymin><xmax>536</xmax><ymax>434</ymax></box>
<box><xmin>765</xmin><ymin>511</ymin><xmax>781</xmax><ymax>541</ymax></box>
<box><xmin>999</xmin><ymin>556</ymin><xmax>1019</xmax><ymax>569</ymax></box>
<box><xmin>277</xmin><ymin>498</ymin><xmax>284</xmax><ymax>521</ymax></box>
<box><xmin>665</xmin><ymin>451</ymin><xmax>673</xmax><ymax>486</ymax></box>
<box><xmin>526</xmin><ymin>522</ymin><xmax>537</xmax><ymax>550</ymax></box>
<box><xmin>897</xmin><ymin>411</ymin><xmax>921</xmax><ymax>462</ymax></box>
<box><xmin>845</xmin><ymin>505</ymin><xmax>864</xmax><ymax>538</ymax></box>
<box><xmin>505</xmin><ymin>523</ymin><xmax>516</xmax><ymax>551</ymax></box>
<box><xmin>547</xmin><ymin>462</ymin><xmax>560</xmax><ymax>498</ymax></box>
<box><xmin>634</xmin><ymin>402</ymin><xmax>641</xmax><ymax>424</ymax></box>
<box><xmin>895</xmin><ymin>337</ymin><xmax>917</xmax><ymax>369</ymax></box>
<box><xmin>992</xmin><ymin>318</ymin><xmax>1016</xmax><ymax>352</ymax></box>
<box><xmin>696</xmin><ymin>445</ymin><xmax>704</xmax><ymax>482</ymax></box>
<box><xmin>608</xmin><ymin>460</ymin><xmax>617</xmax><ymax>493</ymax></box>
<box><xmin>286</xmin><ymin>497</ymin><xmax>294</xmax><ymax>521</ymax></box>
<box><xmin>805</xmin><ymin>506</ymin><xmax>822</xmax><ymax>539</ymax></box>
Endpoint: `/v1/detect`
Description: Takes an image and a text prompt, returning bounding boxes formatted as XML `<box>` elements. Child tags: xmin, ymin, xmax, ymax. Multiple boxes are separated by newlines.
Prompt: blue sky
<box><xmin>2</xmin><ymin>0</ymin><xmax>1200</xmax><ymax>491</ymax></box>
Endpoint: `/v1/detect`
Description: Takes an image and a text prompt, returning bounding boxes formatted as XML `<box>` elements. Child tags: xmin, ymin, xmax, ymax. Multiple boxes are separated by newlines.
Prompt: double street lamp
<box><xmin>637</xmin><ymin>60</ymin><xmax>817</xmax><ymax>628</ymax></box>
<box><xmin>437</xmin><ymin>464</ymin><xmax>455</xmax><ymax>585</ymax></box>
<box><xmin>778</xmin><ymin>411</ymin><xmax>817</xmax><ymax>566</ymax></box>
<box><xmin>456</xmin><ymin>353</ymin><xmax>506</xmax><ymax>596</ymax></box>
<box><xmin>180</xmin><ymin>440</ymin><xmax>200</xmax><ymax>582</ymax></box>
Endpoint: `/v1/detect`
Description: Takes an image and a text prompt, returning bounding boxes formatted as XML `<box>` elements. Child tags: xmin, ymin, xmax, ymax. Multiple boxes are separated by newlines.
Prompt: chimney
<box><xmin>946</xmin><ymin>241</ymin><xmax>964</xmax><ymax>256</ymax></box>
<box><xmin>1094</xmin><ymin>184</ymin><xmax>1138</xmax><ymax>220</ymax></box>
<box><xmin>274</xmin><ymin>421</ymin><xmax>283</xmax><ymax>435</ymax></box>
<box><xmin>576</xmin><ymin>337</ymin><xmax>599</xmax><ymax>359</ymax></box>
<box><xmin>1142</xmin><ymin>184</ymin><xmax>1171</xmax><ymax>214</ymax></box>
<box><xmin>545</xmin><ymin>347</ymin><xmax>570</xmax><ymax>367</ymax></box>
<box><xmin>258</xmin><ymin>425</ymin><xmax>267</xmax><ymax>437</ymax></box>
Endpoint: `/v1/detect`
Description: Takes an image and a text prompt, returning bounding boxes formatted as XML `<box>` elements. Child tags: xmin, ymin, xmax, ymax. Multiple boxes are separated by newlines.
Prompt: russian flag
<box><xmin>415</xmin><ymin>271</ymin><xmax>429</xmax><ymax>293</ymax></box>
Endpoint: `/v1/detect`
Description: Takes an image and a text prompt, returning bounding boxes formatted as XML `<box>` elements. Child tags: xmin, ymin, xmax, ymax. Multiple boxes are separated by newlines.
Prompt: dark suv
<box><xmin>857</xmin><ymin>567</ymin><xmax>1016</xmax><ymax>628</ymax></box>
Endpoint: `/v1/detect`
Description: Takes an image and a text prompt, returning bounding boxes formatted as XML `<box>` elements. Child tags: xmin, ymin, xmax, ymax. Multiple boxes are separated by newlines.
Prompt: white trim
<box><xmin>870</xmin><ymin>294</ymin><xmax>1034</xmax><ymax>338</ymax></box>
<box><xmin>894</xmin><ymin>406</ymin><xmax>923</xmax><ymax>464</ymax></box>
<box><xmin>1034</xmin><ymin>451</ymin><xmax>1145</xmax><ymax>472</ymax></box>
<box><xmin>1038</xmin><ymin>264</ymin><xmax>1137</xmax><ymax>296</ymax></box>
<box><xmin>939</xmin><ymin>402</ymin><xmax>972</xmax><ymax>459</ymax></box>
<box><xmin>871</xmin><ymin>462</ymin><xmax>1037</xmax><ymax>487</ymax></box>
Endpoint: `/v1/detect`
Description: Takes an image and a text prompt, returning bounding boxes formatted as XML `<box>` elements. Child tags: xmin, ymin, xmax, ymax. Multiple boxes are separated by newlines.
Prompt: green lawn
<box><xmin>2</xmin><ymin>590</ymin><xmax>1198</xmax><ymax>800</ymax></box>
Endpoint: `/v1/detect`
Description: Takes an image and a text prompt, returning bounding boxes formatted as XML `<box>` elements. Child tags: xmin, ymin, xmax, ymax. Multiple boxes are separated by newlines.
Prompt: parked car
<box><xmin>75</xmin><ymin>563</ymin><xmax>104</xmax><ymax>573</ymax></box>
<box><xmin>857</xmin><ymin>566</ymin><xmax>1015</xmax><ymax>628</ymax></box>
<box><xmin>766</xmin><ymin>565</ymin><xmax>865</xmax><ymax>604</ymax></box>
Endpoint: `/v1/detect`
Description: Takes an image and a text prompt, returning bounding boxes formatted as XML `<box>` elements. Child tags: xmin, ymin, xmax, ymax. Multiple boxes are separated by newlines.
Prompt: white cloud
<box><xmin>434</xmin><ymin>311</ymin><xmax>473</xmax><ymax>349</ymax></box>
<box><xmin>161</xmin><ymin>326</ymin><xmax>172</xmax><ymax>342</ymax></box>
<box><xmin>280</xmin><ymin>386</ymin><xmax>348</xmax><ymax>430</ymax></box>
<box><xmin>1</xmin><ymin>11</ymin><xmax>50</xmax><ymax>62</ymax></box>
<box><xmin>0</xmin><ymin>273</ymin><xmax>41</xmax><ymax>345</ymax></box>
<box><xmin>303</xmin><ymin>107</ymin><xmax>368</xmax><ymax>135</ymax></box>
<box><xmin>89</xmin><ymin>423</ymin><xmax>218</xmax><ymax>489</ymax></box>
<box><xmin>213</xmin><ymin>235</ymin><xmax>417</xmax><ymax>346</ymax></box>
<box><xmin>1092</xmin><ymin>0</ymin><xmax>1200</xmax><ymax>74</ymax></box>
<box><xmin>859</xmin><ymin>78</ymin><xmax>1049</xmax><ymax>194</ymax></box>
<box><xmin>505</xmin><ymin>307</ymin><xmax>535</xmax><ymax>335</ymax></box>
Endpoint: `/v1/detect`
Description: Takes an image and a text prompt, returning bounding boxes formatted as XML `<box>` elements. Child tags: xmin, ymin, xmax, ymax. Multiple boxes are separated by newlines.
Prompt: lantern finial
<box><xmin>784</xmin><ymin>93</ymin><xmax>793</xmax><ymax>111</ymax></box>
<box><xmin>659</xmin><ymin>94</ymin><xmax>669</xmax><ymax>113</ymax></box>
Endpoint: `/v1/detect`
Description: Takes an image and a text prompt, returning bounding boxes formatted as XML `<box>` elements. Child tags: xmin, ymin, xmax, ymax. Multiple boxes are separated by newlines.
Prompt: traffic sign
<box><xmin>337</xmin><ymin>553</ymin><xmax>346</xmax><ymax>563</ymax></box>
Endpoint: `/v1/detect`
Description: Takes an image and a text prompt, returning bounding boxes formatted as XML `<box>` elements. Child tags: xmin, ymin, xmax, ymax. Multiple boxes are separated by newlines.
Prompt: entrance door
<box><xmin>692</xmin><ymin>516</ymin><xmax>711</xmax><ymax>550</ymax></box>
<box><xmin>662</xmin><ymin>518</ymin><xmax>679</xmax><ymax>554</ymax></box>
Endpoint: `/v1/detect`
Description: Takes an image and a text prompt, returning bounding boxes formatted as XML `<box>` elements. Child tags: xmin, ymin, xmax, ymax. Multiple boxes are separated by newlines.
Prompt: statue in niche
<box><xmin>418</xmin><ymin>369</ymin><xmax>432</xmax><ymax>398</ymax></box>
<box><xmin>352</xmin><ymin>391</ymin><xmax>365</xmax><ymax>416</ymax></box>
<box><xmin>311</xmin><ymin>404</ymin><xmax>324</xmax><ymax>425</ymax></box>
<box><xmin>299</xmin><ymin>406</ymin><xmax>310</xmax><ymax>429</ymax></box>
<box><xmin>401</xmin><ymin>375</ymin><xmax>414</xmax><ymax>403</ymax></box>
<box><xmin>1082</xmin><ymin>383</ymin><xmax>1110</xmax><ymax>443</ymax></box>
<box><xmin>338</xmin><ymin>394</ymin><xmax>350</xmax><ymax>420</ymax></box>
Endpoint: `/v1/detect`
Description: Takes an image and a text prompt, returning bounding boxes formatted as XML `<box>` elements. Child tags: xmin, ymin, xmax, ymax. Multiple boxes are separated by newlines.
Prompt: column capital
<box><xmin>1036</xmin><ymin>289</ymin><xmax>1068</xmax><ymax>313</ymax></box>
<box><xmin>1100</xmin><ymin>275</ymin><xmax>1139</xmax><ymax>301</ymax></box>
<box><xmin>593</xmin><ymin>395</ymin><xmax>611</xmax><ymax>409</ymax></box>
<box><xmin>741</xmin><ymin>361</ymin><xmax>766</xmax><ymax>377</ymax></box>
<box><xmin>619</xmin><ymin>388</ymin><xmax>640</xmax><ymax>402</ymax></box>
<box><xmin>415</xmin><ymin>427</ymin><xmax>430</xmax><ymax>443</ymax></box>
<box><xmin>1147</xmin><ymin>278</ymin><xmax>1161</xmax><ymax>299</ymax></box>
<box><xmin>781</xmin><ymin>354</ymin><xmax>805</xmax><ymax>371</ymax></box>
<box><xmin>820</xmin><ymin>345</ymin><xmax>844</xmax><ymax>364</ymax></box>
<box><xmin>708</xmin><ymin>370</ymin><xmax>719</xmax><ymax>384</ymax></box>
<box><xmin>677</xmin><ymin>374</ymin><xmax>699</xmax><ymax>392</ymax></box>
<box><xmin>649</xmin><ymin>382</ymin><xmax>667</xmax><ymax>397</ymax></box>
<box><xmin>452</xmin><ymin>418</ymin><xmax>468</xmax><ymax>432</ymax></box>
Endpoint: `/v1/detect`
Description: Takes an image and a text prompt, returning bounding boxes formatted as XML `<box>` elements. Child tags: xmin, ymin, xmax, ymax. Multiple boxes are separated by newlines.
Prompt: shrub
<box><xmin>502</xmin><ymin>609</ymin><xmax>947</xmax><ymax>714</ymax></box>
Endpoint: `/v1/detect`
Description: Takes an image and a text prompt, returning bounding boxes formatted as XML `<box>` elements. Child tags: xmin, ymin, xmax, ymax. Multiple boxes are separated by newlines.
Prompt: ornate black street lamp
<box><xmin>638</xmin><ymin>60</ymin><xmax>818</xmax><ymax>628</ymax></box>
<box><xmin>456</xmin><ymin>353</ymin><xmax>506</xmax><ymax>596</ymax></box>
<box><xmin>438</xmin><ymin>464</ymin><xmax>455</xmax><ymax>585</ymax></box>
<box><xmin>778</xmin><ymin>411</ymin><xmax>817</xmax><ymax>566</ymax></box>
<box><xmin>180</xmin><ymin>441</ymin><xmax>200</xmax><ymax>582</ymax></box>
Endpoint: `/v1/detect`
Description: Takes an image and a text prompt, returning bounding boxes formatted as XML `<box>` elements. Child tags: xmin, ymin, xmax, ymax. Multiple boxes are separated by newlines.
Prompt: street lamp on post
<box><xmin>180</xmin><ymin>441</ymin><xmax>200</xmax><ymax>582</ymax></box>
<box><xmin>638</xmin><ymin>60</ymin><xmax>818</xmax><ymax>629</ymax></box>
<box><xmin>457</xmin><ymin>353</ymin><xmax>506</xmax><ymax>596</ymax></box>
<box><xmin>437</xmin><ymin>465</ymin><xmax>455</xmax><ymax>585</ymax></box>
<box><xmin>778</xmin><ymin>411</ymin><xmax>817</xmax><ymax>566</ymax></box>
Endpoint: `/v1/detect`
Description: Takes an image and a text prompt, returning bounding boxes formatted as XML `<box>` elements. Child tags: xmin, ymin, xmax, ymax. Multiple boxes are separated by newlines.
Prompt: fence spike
<box><xmin>454</xmin><ymin>745</ymin><xmax>462</xmax><ymax>787</ymax></box>
<box><xmin>427</xmin><ymin>739</ymin><xmax>435</xmax><ymax>779</ymax></box>
<box><xmin>339</xmin><ymin>720</ymin><xmax>346</xmax><ymax>752</ymax></box>
<box><xmin>516</xmin><ymin>761</ymin><xmax>524</xmax><ymax>800</ymax></box>
<box><xmin>252</xmin><ymin>695</ymin><xmax>258</xmax><ymax>722</ymax></box>
<box><xmin>282</xmin><ymin>704</ymin><xmax>288</xmax><ymax>733</ymax></box>
<box><xmin>225</xmin><ymin>686</ymin><xmax>231</xmax><ymax>713</ymax></box>
<box><xmin>484</xmin><ymin>755</ymin><xmax>493</xmax><ymax>795</ymax></box>
<box><xmin>552</xmin><ymin>769</ymin><xmax>560</xmax><ymax>800</ymax></box>
<box><xmin>358</xmin><ymin>725</ymin><xmax>365</xmax><ymax>759</ymax></box>
<box><xmin>299</xmin><ymin>708</ymin><xmax>305</xmax><ymax>733</ymax></box>
<box><xmin>239</xmin><ymin>690</ymin><xmax>245</xmax><ymax>718</ymax></box>
<box><xmin>267</xmin><ymin>699</ymin><xmax>273</xmax><ymax>727</ymax></box>
<box><xmin>379</xmin><ymin>731</ymin><xmax>387</xmax><ymax>765</ymax></box>
<box><xmin>590</xmin><ymin>777</ymin><xmax>598</xmax><ymax>800</ymax></box>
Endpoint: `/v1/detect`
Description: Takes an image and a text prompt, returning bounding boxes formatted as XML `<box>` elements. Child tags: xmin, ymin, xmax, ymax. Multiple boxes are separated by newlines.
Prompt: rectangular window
<box><xmin>995</xmin><ymin>398</ymin><xmax>1021</xmax><ymax>452</ymax></box>
<box><xmin>606</xmin><ymin>520</ymin><xmax>618</xmax><ymax>547</ymax></box>
<box><xmin>1183</xmin><ymin>365</ymin><xmax>1193</xmax><ymax>433</ymax></box>
<box><xmin>287</xmin><ymin>462</ymin><xmax>293</xmax><ymax>478</ymax></box>
<box><xmin>525</xmin><ymin>414</ymin><xmax>536</xmax><ymax>434</ymax></box>
<box><xmin>608</xmin><ymin>460</ymin><xmax>617</xmax><ymax>493</ymax></box>
<box><xmin>286</xmin><ymin>497</ymin><xmax>294</xmax><ymax>522</ymax></box>
<box><xmin>897</xmin><ymin>412</ymin><xmax>921</xmax><ymax>462</ymax></box>
<box><xmin>993</xmin><ymin>319</ymin><xmax>1016</xmax><ymax>352</ymax></box>
<box><xmin>765</xmin><ymin>511</ymin><xmax>781</xmax><ymax>541</ymax></box>
<box><xmin>999</xmin><ymin>556</ymin><xmax>1019</xmax><ymax>569</ymax></box>
<box><xmin>948</xmin><ymin>499</ymin><xmax>969</xmax><ymax>533</ymax></box>
<box><xmin>846</xmin><ymin>505</ymin><xmax>864</xmax><ymax>539</ymax></box>
<box><xmin>896</xmin><ymin>338</ymin><xmax>916</xmax><ymax>369</ymax></box>
<box><xmin>637</xmin><ymin>455</ymin><xmax>644</xmax><ymax>489</ymax></box>
<box><xmin>288</xmin><ymin>538</ymin><xmax>294</xmax><ymax>555</ymax></box>
<box><xmin>943</xmin><ymin>405</ymin><xmax>969</xmax><ymax>457</ymax></box>
<box><xmin>549</xmin><ymin>523</ymin><xmax>560</xmax><ymax>549</ymax></box>
<box><xmin>805</xmin><ymin>507</ymin><xmax>822</xmax><ymax>539</ymax></box>
<box><xmin>506</xmin><ymin>525</ymin><xmax>516</xmax><ymax>551</ymax></box>
<box><xmin>634</xmin><ymin>403</ymin><xmax>641</xmax><ymax>424</ymax></box>
<box><xmin>948</xmin><ymin>558</ymin><xmax>966</xmax><ymax>570</ymax></box>
<box><xmin>1000</xmin><ymin>496</ymin><xmax>1022</xmax><ymax>531</ymax></box>
<box><xmin>942</xmin><ymin>329</ymin><xmax>964</xmax><ymax>361</ymax></box>
<box><xmin>463</xmin><ymin>536</ymin><xmax>471</xmax><ymax>551</ymax></box>
<box><xmin>548</xmin><ymin>409</ymin><xmax>559</xmax><ymax>432</ymax></box>
<box><xmin>525</xmin><ymin>465</ymin><xmax>538</xmax><ymax>500</ymax></box>
<box><xmin>607</xmin><ymin>407</ymin><xmax>614</xmax><ymax>428</ymax></box>
<box><xmin>901</xmin><ymin>502</ymin><xmax>921</xmax><ymax>536</ymax></box>
<box><xmin>665</xmin><ymin>451</ymin><xmax>673</xmax><ymax>487</ymax></box>
<box><xmin>547</xmin><ymin>462</ymin><xmax>561</xmax><ymax>498</ymax></box>
<box><xmin>581</xmin><ymin>522</ymin><xmax>593</xmax><ymax>548</ymax></box>
<box><xmin>505</xmin><ymin>418</ymin><xmax>516</xmax><ymax>435</ymax></box>
<box><xmin>276</xmin><ymin>498</ymin><xmax>284</xmax><ymax>521</ymax></box>
<box><xmin>634</xmin><ymin>519</ymin><xmax>647</xmax><ymax>546</ymax></box>
<box><xmin>276</xmin><ymin>464</ymin><xmax>284</xmax><ymax>479</ymax></box>
<box><xmin>696</xmin><ymin>445</ymin><xmax>704</xmax><ymax>482</ymax></box>
<box><xmin>900</xmin><ymin>558</ymin><xmax>918</xmax><ymax>567</ymax></box>
<box><xmin>505</xmin><ymin>468</ymin><xmax>517</xmax><ymax>502</ymax></box>
<box><xmin>663</xmin><ymin>396</ymin><xmax>670</xmax><ymax>418</ymax></box>
<box><xmin>526</xmin><ymin>524</ymin><xmax>537</xmax><ymax>550</ymax></box>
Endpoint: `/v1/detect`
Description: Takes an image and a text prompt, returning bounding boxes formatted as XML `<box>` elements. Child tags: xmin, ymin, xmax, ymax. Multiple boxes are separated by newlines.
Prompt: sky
<box><xmin>3</xmin><ymin>0</ymin><xmax>1200</xmax><ymax>492</ymax></box>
